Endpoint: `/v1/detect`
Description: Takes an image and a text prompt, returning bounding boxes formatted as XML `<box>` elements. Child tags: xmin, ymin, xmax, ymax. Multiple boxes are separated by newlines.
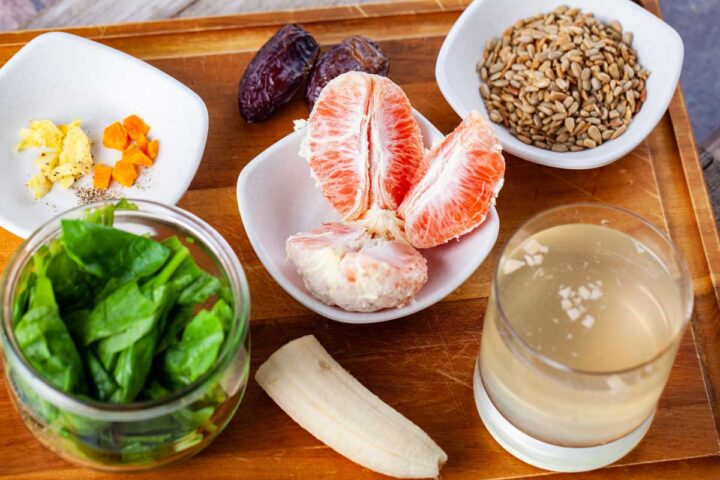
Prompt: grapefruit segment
<box><xmin>286</xmin><ymin>223</ymin><xmax>428</xmax><ymax>312</ymax></box>
<box><xmin>303</xmin><ymin>72</ymin><xmax>372</xmax><ymax>220</ymax></box>
<box><xmin>369</xmin><ymin>76</ymin><xmax>425</xmax><ymax>211</ymax></box>
<box><xmin>302</xmin><ymin>72</ymin><xmax>424</xmax><ymax>221</ymax></box>
<box><xmin>399</xmin><ymin>111</ymin><xmax>505</xmax><ymax>249</ymax></box>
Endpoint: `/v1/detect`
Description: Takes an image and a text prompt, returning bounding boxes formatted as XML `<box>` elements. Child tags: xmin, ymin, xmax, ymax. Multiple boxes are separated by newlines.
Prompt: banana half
<box><xmin>256</xmin><ymin>335</ymin><xmax>448</xmax><ymax>479</ymax></box>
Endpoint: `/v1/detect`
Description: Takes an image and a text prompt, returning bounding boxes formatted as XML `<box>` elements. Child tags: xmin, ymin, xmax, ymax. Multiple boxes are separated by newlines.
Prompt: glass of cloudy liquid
<box><xmin>474</xmin><ymin>203</ymin><xmax>693</xmax><ymax>472</ymax></box>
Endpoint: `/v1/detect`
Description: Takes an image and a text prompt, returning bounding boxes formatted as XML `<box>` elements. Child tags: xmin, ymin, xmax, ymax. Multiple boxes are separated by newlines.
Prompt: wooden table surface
<box><xmin>1</xmin><ymin>0</ymin><xmax>720</xmax><ymax>479</ymax></box>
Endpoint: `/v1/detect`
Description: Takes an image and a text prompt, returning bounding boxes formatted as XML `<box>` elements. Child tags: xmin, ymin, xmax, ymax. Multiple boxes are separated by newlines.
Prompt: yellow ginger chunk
<box><xmin>16</xmin><ymin>119</ymin><xmax>93</xmax><ymax>199</ymax></box>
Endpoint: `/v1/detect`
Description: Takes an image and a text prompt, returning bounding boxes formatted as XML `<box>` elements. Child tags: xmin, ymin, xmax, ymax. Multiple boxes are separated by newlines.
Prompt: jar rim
<box><xmin>1</xmin><ymin>199</ymin><xmax>251</xmax><ymax>421</ymax></box>
<box><xmin>491</xmin><ymin>202</ymin><xmax>694</xmax><ymax>377</ymax></box>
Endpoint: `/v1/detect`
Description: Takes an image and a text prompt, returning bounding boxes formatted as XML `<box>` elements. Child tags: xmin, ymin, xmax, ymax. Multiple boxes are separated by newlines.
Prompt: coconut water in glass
<box><xmin>474</xmin><ymin>203</ymin><xmax>693</xmax><ymax>472</ymax></box>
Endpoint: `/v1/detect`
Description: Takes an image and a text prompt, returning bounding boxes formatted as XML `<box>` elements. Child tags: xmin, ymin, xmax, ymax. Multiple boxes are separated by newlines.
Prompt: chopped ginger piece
<box><xmin>59</xmin><ymin>120</ymin><xmax>81</xmax><ymax>136</ymax></box>
<box><xmin>16</xmin><ymin>120</ymin><xmax>64</xmax><ymax>152</ymax></box>
<box><xmin>103</xmin><ymin>121</ymin><xmax>129</xmax><ymax>151</ymax></box>
<box><xmin>27</xmin><ymin>173</ymin><xmax>52</xmax><ymax>199</ymax></box>
<box><xmin>35</xmin><ymin>151</ymin><xmax>59</xmax><ymax>175</ymax></box>
<box><xmin>112</xmin><ymin>160</ymin><xmax>138</xmax><ymax>187</ymax></box>
<box><xmin>59</xmin><ymin>176</ymin><xmax>75</xmax><ymax>189</ymax></box>
<box><xmin>17</xmin><ymin>119</ymin><xmax>93</xmax><ymax>199</ymax></box>
<box><xmin>122</xmin><ymin>145</ymin><xmax>153</xmax><ymax>167</ymax></box>
<box><xmin>59</xmin><ymin>124</ymin><xmax>93</xmax><ymax>170</ymax></box>
<box><xmin>123</xmin><ymin>115</ymin><xmax>149</xmax><ymax>140</ymax></box>
<box><xmin>147</xmin><ymin>139</ymin><xmax>159</xmax><ymax>160</ymax></box>
<box><xmin>93</xmin><ymin>164</ymin><xmax>112</xmax><ymax>189</ymax></box>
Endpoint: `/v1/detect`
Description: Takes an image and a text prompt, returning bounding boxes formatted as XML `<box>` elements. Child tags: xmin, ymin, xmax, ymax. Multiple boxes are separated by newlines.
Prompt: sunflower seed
<box><xmin>477</xmin><ymin>7</ymin><xmax>647</xmax><ymax>151</ymax></box>
<box><xmin>480</xmin><ymin>83</ymin><xmax>490</xmax><ymax>99</ymax></box>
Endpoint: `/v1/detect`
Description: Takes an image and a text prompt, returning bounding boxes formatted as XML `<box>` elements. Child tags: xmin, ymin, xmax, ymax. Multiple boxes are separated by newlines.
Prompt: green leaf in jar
<box><xmin>60</xmin><ymin>220</ymin><xmax>171</xmax><ymax>282</ymax></box>
<box><xmin>14</xmin><ymin>254</ymin><xmax>86</xmax><ymax>394</ymax></box>
<box><xmin>107</xmin><ymin>244</ymin><xmax>193</xmax><ymax>403</ymax></box>
<box><xmin>81</xmin><ymin>198</ymin><xmax>138</xmax><ymax>226</ymax></box>
<box><xmin>161</xmin><ymin>300</ymin><xmax>230</xmax><ymax>388</ymax></box>
<box><xmin>74</xmin><ymin>282</ymin><xmax>166</xmax><ymax>355</ymax></box>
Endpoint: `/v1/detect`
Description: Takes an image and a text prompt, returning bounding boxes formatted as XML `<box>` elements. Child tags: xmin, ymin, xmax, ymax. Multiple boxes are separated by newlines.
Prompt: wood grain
<box><xmin>0</xmin><ymin>1</ymin><xmax>719</xmax><ymax>478</ymax></box>
<box><xmin>0</xmin><ymin>0</ymin><xmax>400</xmax><ymax>31</ymax></box>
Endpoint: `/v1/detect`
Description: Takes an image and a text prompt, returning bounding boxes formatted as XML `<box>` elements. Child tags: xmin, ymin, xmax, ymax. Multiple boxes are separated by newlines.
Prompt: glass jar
<box><xmin>0</xmin><ymin>200</ymin><xmax>251</xmax><ymax>471</ymax></box>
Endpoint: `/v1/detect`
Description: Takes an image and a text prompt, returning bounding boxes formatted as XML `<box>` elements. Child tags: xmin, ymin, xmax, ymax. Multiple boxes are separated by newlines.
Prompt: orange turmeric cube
<box><xmin>123</xmin><ymin>114</ymin><xmax>150</xmax><ymax>140</ymax></box>
<box><xmin>147</xmin><ymin>139</ymin><xmax>159</xmax><ymax>160</ymax></box>
<box><xmin>102</xmin><ymin>122</ymin><xmax>129</xmax><ymax>150</ymax></box>
<box><xmin>122</xmin><ymin>145</ymin><xmax>153</xmax><ymax>167</ymax></box>
<box><xmin>135</xmin><ymin>134</ymin><xmax>149</xmax><ymax>154</ymax></box>
<box><xmin>93</xmin><ymin>164</ymin><xmax>113</xmax><ymax>189</ymax></box>
<box><xmin>112</xmin><ymin>160</ymin><xmax>138</xmax><ymax>187</ymax></box>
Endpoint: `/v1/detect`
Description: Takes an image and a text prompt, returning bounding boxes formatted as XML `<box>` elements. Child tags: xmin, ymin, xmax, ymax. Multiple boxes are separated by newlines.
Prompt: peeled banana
<box><xmin>255</xmin><ymin>335</ymin><xmax>447</xmax><ymax>479</ymax></box>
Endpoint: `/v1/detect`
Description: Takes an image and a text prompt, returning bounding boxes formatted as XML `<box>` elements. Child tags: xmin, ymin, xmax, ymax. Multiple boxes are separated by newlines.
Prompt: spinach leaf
<box><xmin>176</xmin><ymin>270</ymin><xmax>221</xmax><ymax>306</ymax></box>
<box><xmin>144</xmin><ymin>381</ymin><xmax>215</xmax><ymax>430</ymax></box>
<box><xmin>12</xmin><ymin>270</ymin><xmax>35</xmax><ymax>324</ymax></box>
<box><xmin>75</xmin><ymin>282</ymin><xmax>163</xmax><ymax>354</ymax></box>
<box><xmin>107</xmin><ymin>244</ymin><xmax>192</xmax><ymax>403</ymax></box>
<box><xmin>46</xmin><ymin>249</ymin><xmax>103</xmax><ymax>313</ymax></box>
<box><xmin>14</xmin><ymin>255</ymin><xmax>85</xmax><ymax>394</ymax></box>
<box><xmin>161</xmin><ymin>301</ymin><xmax>228</xmax><ymax>388</ymax></box>
<box><xmin>152</xmin><ymin>238</ymin><xmax>224</xmax><ymax>355</ymax></box>
<box><xmin>61</xmin><ymin>220</ymin><xmax>170</xmax><ymax>282</ymax></box>
<box><xmin>209</xmin><ymin>299</ymin><xmax>233</xmax><ymax>333</ymax></box>
<box><xmin>154</xmin><ymin>305</ymin><xmax>195</xmax><ymax>355</ymax></box>
<box><xmin>85</xmin><ymin>350</ymin><xmax>119</xmax><ymax>401</ymax></box>
<box><xmin>161</xmin><ymin>237</ymin><xmax>221</xmax><ymax>306</ymax></box>
<box><xmin>110</xmin><ymin>331</ymin><xmax>158</xmax><ymax>403</ymax></box>
<box><xmin>82</xmin><ymin>198</ymin><xmax>138</xmax><ymax>226</ymax></box>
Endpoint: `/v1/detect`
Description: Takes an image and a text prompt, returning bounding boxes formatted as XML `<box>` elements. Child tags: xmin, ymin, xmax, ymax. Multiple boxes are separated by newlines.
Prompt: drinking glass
<box><xmin>474</xmin><ymin>203</ymin><xmax>693</xmax><ymax>472</ymax></box>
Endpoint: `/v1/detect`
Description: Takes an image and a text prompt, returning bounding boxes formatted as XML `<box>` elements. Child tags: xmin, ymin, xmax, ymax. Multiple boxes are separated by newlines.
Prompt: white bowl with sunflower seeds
<box><xmin>435</xmin><ymin>0</ymin><xmax>683</xmax><ymax>169</ymax></box>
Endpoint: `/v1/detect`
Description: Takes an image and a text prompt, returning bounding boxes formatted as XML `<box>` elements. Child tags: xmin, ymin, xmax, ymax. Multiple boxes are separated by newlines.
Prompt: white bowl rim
<box><xmin>435</xmin><ymin>0</ymin><xmax>684</xmax><ymax>170</ymax></box>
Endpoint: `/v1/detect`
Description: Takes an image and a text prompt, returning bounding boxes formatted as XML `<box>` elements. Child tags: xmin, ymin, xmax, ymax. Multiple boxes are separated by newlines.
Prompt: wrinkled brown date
<box><xmin>238</xmin><ymin>24</ymin><xmax>319</xmax><ymax>122</ymax></box>
<box><xmin>305</xmin><ymin>36</ymin><xmax>389</xmax><ymax>109</ymax></box>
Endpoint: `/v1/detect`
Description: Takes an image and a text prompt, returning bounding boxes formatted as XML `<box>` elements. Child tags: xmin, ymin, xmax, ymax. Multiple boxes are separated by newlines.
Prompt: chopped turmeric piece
<box><xmin>122</xmin><ymin>145</ymin><xmax>153</xmax><ymax>167</ymax></box>
<box><xmin>135</xmin><ymin>134</ymin><xmax>149</xmax><ymax>154</ymax></box>
<box><xmin>123</xmin><ymin>114</ymin><xmax>150</xmax><ymax>140</ymax></box>
<box><xmin>93</xmin><ymin>164</ymin><xmax>113</xmax><ymax>189</ymax></box>
<box><xmin>147</xmin><ymin>139</ymin><xmax>159</xmax><ymax>160</ymax></box>
<box><xmin>101</xmin><ymin>115</ymin><xmax>158</xmax><ymax>189</ymax></box>
<box><xmin>112</xmin><ymin>160</ymin><xmax>138</xmax><ymax>187</ymax></box>
<box><xmin>102</xmin><ymin>122</ymin><xmax>129</xmax><ymax>150</ymax></box>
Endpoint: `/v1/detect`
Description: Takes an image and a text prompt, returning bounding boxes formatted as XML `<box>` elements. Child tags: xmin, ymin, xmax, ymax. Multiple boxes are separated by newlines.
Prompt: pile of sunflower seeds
<box><xmin>477</xmin><ymin>6</ymin><xmax>650</xmax><ymax>152</ymax></box>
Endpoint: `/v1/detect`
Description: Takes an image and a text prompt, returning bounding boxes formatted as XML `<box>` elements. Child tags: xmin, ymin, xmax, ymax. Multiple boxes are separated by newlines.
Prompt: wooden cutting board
<box><xmin>1</xmin><ymin>1</ymin><xmax>720</xmax><ymax>478</ymax></box>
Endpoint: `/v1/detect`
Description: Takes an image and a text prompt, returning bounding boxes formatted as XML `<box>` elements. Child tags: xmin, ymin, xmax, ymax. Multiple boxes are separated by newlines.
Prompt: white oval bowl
<box><xmin>237</xmin><ymin>111</ymin><xmax>500</xmax><ymax>324</ymax></box>
<box><xmin>435</xmin><ymin>0</ymin><xmax>683</xmax><ymax>169</ymax></box>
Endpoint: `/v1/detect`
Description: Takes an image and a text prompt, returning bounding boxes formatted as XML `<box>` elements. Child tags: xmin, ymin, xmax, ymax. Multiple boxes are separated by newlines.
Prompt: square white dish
<box><xmin>237</xmin><ymin>111</ymin><xmax>500</xmax><ymax>324</ymax></box>
<box><xmin>435</xmin><ymin>0</ymin><xmax>683</xmax><ymax>169</ymax></box>
<box><xmin>0</xmin><ymin>32</ymin><xmax>208</xmax><ymax>238</ymax></box>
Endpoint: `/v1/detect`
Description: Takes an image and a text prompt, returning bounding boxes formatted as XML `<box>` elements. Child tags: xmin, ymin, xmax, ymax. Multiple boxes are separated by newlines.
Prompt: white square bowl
<box><xmin>0</xmin><ymin>32</ymin><xmax>208</xmax><ymax>238</ymax></box>
<box><xmin>436</xmin><ymin>0</ymin><xmax>683</xmax><ymax>169</ymax></box>
<box><xmin>237</xmin><ymin>111</ymin><xmax>500</xmax><ymax>324</ymax></box>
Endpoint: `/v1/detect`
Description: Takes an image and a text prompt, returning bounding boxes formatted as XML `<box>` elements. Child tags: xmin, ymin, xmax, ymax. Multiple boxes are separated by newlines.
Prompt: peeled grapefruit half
<box><xmin>286</xmin><ymin>223</ymin><xmax>428</xmax><ymax>312</ymax></box>
<box><xmin>399</xmin><ymin>111</ymin><xmax>505</xmax><ymax>249</ymax></box>
<box><xmin>302</xmin><ymin>72</ymin><xmax>424</xmax><ymax>220</ymax></box>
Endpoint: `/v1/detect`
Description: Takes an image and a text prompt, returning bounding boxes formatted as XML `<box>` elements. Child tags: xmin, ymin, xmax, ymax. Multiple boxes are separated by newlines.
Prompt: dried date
<box><xmin>238</xmin><ymin>24</ymin><xmax>320</xmax><ymax>122</ymax></box>
<box><xmin>306</xmin><ymin>36</ymin><xmax>389</xmax><ymax>109</ymax></box>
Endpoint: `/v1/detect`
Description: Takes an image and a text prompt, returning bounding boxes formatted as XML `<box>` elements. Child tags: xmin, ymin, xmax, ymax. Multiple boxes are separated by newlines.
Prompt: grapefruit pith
<box><xmin>286</xmin><ymin>223</ymin><xmax>428</xmax><ymax>312</ymax></box>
